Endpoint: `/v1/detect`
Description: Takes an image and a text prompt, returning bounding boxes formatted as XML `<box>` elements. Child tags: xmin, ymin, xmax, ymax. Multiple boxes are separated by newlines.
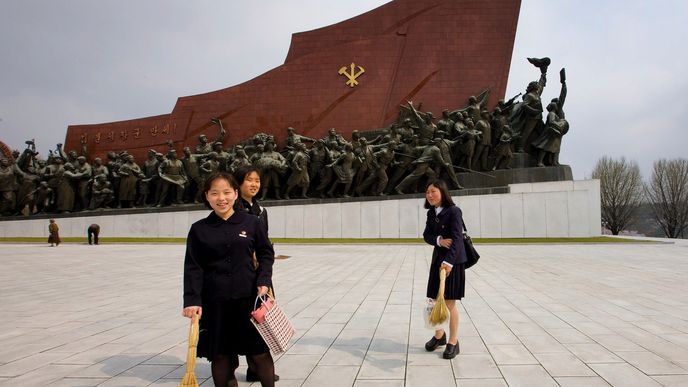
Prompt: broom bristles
<box><xmin>179</xmin><ymin>372</ymin><xmax>199</xmax><ymax>387</ymax></box>
<box><xmin>429</xmin><ymin>267</ymin><xmax>449</xmax><ymax>325</ymax></box>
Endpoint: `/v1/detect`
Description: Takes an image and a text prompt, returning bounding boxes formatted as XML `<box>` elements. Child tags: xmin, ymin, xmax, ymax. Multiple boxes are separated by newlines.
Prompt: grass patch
<box><xmin>0</xmin><ymin>237</ymin><xmax>186</xmax><ymax>243</ymax></box>
<box><xmin>275</xmin><ymin>236</ymin><xmax>655</xmax><ymax>244</ymax></box>
<box><xmin>272</xmin><ymin>238</ymin><xmax>422</xmax><ymax>244</ymax></box>
<box><xmin>1</xmin><ymin>236</ymin><xmax>656</xmax><ymax>244</ymax></box>
<box><xmin>472</xmin><ymin>236</ymin><xmax>654</xmax><ymax>244</ymax></box>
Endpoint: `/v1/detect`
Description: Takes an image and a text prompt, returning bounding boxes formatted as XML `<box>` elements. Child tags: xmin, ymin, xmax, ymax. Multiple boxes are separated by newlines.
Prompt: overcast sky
<box><xmin>1</xmin><ymin>0</ymin><xmax>686</xmax><ymax>180</ymax></box>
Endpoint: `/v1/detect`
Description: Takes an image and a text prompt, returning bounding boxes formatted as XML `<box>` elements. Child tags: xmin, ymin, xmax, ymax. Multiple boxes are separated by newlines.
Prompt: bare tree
<box><xmin>644</xmin><ymin>158</ymin><xmax>688</xmax><ymax>238</ymax></box>
<box><xmin>591</xmin><ymin>156</ymin><xmax>644</xmax><ymax>235</ymax></box>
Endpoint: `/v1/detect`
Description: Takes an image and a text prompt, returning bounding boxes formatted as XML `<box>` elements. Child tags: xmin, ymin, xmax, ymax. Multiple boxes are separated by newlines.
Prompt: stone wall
<box><xmin>0</xmin><ymin>180</ymin><xmax>600</xmax><ymax>239</ymax></box>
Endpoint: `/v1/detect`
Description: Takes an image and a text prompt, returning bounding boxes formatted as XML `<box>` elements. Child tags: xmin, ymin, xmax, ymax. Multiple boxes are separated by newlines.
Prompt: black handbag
<box><xmin>462</xmin><ymin>217</ymin><xmax>480</xmax><ymax>268</ymax></box>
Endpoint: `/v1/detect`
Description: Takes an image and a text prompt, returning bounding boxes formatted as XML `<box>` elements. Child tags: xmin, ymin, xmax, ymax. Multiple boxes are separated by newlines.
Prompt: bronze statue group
<box><xmin>0</xmin><ymin>58</ymin><xmax>569</xmax><ymax>217</ymax></box>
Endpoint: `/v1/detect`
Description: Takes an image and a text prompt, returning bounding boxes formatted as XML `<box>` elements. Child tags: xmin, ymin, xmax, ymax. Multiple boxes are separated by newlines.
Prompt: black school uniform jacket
<box><xmin>423</xmin><ymin>205</ymin><xmax>467</xmax><ymax>266</ymax></box>
<box><xmin>236</xmin><ymin>197</ymin><xmax>269</xmax><ymax>233</ymax></box>
<box><xmin>184</xmin><ymin>210</ymin><xmax>275</xmax><ymax>307</ymax></box>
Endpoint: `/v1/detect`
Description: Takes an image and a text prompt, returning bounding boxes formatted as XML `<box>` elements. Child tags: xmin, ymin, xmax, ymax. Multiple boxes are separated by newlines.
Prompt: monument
<box><xmin>0</xmin><ymin>0</ymin><xmax>600</xmax><ymax>240</ymax></box>
<box><xmin>64</xmin><ymin>0</ymin><xmax>522</xmax><ymax>164</ymax></box>
<box><xmin>1</xmin><ymin>0</ymin><xmax>578</xmax><ymax>219</ymax></box>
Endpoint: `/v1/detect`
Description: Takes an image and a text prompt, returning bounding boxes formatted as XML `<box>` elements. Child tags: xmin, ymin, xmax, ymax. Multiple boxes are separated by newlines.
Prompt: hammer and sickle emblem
<box><xmin>338</xmin><ymin>62</ymin><xmax>365</xmax><ymax>87</ymax></box>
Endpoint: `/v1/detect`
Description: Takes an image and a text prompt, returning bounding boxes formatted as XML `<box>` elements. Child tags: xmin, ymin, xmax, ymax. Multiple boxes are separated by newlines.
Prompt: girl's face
<box><xmin>205</xmin><ymin>178</ymin><xmax>238</xmax><ymax>219</ymax></box>
<box><xmin>425</xmin><ymin>185</ymin><xmax>443</xmax><ymax>208</ymax></box>
<box><xmin>240</xmin><ymin>171</ymin><xmax>261</xmax><ymax>200</ymax></box>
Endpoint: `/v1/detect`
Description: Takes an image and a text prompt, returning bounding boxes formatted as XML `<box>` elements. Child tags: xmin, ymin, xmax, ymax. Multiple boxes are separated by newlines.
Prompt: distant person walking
<box><xmin>48</xmin><ymin>219</ymin><xmax>60</xmax><ymax>247</ymax></box>
<box><xmin>422</xmin><ymin>179</ymin><xmax>467</xmax><ymax>359</ymax></box>
<box><xmin>87</xmin><ymin>224</ymin><xmax>100</xmax><ymax>245</ymax></box>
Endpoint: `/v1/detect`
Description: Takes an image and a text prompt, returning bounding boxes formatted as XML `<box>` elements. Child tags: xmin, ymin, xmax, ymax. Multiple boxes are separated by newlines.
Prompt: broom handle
<box><xmin>185</xmin><ymin>313</ymin><xmax>199</xmax><ymax>370</ymax></box>
<box><xmin>438</xmin><ymin>267</ymin><xmax>446</xmax><ymax>297</ymax></box>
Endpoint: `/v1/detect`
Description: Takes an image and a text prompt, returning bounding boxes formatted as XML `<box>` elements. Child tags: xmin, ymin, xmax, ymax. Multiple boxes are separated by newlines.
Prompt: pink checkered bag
<box><xmin>251</xmin><ymin>295</ymin><xmax>295</xmax><ymax>354</ymax></box>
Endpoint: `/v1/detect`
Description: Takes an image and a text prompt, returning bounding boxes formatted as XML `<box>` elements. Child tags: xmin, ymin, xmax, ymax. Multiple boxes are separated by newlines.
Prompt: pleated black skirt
<box><xmin>426</xmin><ymin>256</ymin><xmax>466</xmax><ymax>300</ymax></box>
<box><xmin>197</xmin><ymin>297</ymin><xmax>269</xmax><ymax>361</ymax></box>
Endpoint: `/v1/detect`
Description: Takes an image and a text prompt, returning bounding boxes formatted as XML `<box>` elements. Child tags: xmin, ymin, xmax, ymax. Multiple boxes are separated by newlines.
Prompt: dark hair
<box><xmin>423</xmin><ymin>179</ymin><xmax>455</xmax><ymax>209</ymax></box>
<box><xmin>233</xmin><ymin>165</ymin><xmax>261</xmax><ymax>187</ymax></box>
<box><xmin>202</xmin><ymin>172</ymin><xmax>239</xmax><ymax>210</ymax></box>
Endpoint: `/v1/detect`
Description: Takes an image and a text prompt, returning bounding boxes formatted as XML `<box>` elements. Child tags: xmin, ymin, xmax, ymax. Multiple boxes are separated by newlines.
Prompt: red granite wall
<box><xmin>65</xmin><ymin>0</ymin><xmax>521</xmax><ymax>162</ymax></box>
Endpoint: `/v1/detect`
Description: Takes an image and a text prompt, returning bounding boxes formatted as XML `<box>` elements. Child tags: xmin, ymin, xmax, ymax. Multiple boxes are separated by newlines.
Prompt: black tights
<box><xmin>211</xmin><ymin>353</ymin><xmax>274</xmax><ymax>387</ymax></box>
<box><xmin>211</xmin><ymin>354</ymin><xmax>238</xmax><ymax>387</ymax></box>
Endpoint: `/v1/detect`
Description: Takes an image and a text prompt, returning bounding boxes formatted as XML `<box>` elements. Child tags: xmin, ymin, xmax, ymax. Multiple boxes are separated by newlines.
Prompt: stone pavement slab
<box><xmin>0</xmin><ymin>240</ymin><xmax>687</xmax><ymax>386</ymax></box>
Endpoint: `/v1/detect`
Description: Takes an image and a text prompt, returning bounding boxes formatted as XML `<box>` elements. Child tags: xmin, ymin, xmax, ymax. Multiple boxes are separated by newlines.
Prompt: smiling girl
<box><xmin>182</xmin><ymin>172</ymin><xmax>276</xmax><ymax>387</ymax></box>
<box><xmin>233</xmin><ymin>166</ymin><xmax>268</xmax><ymax>228</ymax></box>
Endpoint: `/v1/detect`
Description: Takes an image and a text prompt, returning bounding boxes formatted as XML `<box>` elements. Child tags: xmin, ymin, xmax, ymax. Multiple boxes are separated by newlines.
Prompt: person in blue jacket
<box><xmin>422</xmin><ymin>179</ymin><xmax>467</xmax><ymax>359</ymax></box>
<box><xmin>182</xmin><ymin>172</ymin><xmax>275</xmax><ymax>387</ymax></box>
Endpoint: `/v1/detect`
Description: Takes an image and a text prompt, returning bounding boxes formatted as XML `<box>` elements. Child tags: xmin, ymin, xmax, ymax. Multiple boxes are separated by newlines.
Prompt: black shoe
<box><xmin>246</xmin><ymin>368</ymin><xmax>280</xmax><ymax>382</ymax></box>
<box><xmin>425</xmin><ymin>332</ymin><xmax>447</xmax><ymax>352</ymax></box>
<box><xmin>443</xmin><ymin>341</ymin><xmax>460</xmax><ymax>359</ymax></box>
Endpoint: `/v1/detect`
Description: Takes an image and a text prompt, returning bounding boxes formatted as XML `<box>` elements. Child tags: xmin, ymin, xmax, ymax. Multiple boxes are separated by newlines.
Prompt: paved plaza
<box><xmin>1</xmin><ymin>240</ymin><xmax>688</xmax><ymax>386</ymax></box>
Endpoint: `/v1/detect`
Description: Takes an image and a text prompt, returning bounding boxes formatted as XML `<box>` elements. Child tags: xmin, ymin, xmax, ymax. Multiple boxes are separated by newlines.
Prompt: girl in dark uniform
<box><xmin>233</xmin><ymin>165</ymin><xmax>280</xmax><ymax>383</ymax></box>
<box><xmin>422</xmin><ymin>179</ymin><xmax>467</xmax><ymax>359</ymax></box>
<box><xmin>182</xmin><ymin>172</ymin><xmax>275</xmax><ymax>387</ymax></box>
<box><xmin>234</xmin><ymin>166</ymin><xmax>268</xmax><ymax>229</ymax></box>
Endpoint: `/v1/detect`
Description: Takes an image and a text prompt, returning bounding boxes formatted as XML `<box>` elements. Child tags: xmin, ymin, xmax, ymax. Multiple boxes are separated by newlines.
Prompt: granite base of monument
<box><xmin>0</xmin><ymin>180</ymin><xmax>601</xmax><ymax>239</ymax></box>
<box><xmin>459</xmin><ymin>165</ymin><xmax>573</xmax><ymax>189</ymax></box>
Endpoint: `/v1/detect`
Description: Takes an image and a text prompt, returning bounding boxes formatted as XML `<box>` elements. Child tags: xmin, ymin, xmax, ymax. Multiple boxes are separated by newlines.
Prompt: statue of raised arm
<box><xmin>449</xmin><ymin>89</ymin><xmax>491</xmax><ymax>122</ymax></box>
<box><xmin>80</xmin><ymin>135</ymin><xmax>88</xmax><ymax>159</ymax></box>
<box><xmin>210</xmin><ymin>118</ymin><xmax>227</xmax><ymax>142</ymax></box>
<box><xmin>56</xmin><ymin>143</ymin><xmax>68</xmax><ymax>161</ymax></box>
<box><xmin>407</xmin><ymin>101</ymin><xmax>436</xmax><ymax>140</ymax></box>
<box><xmin>510</xmin><ymin>57</ymin><xmax>549</xmax><ymax>152</ymax></box>
<box><xmin>552</xmin><ymin>68</ymin><xmax>567</xmax><ymax>118</ymax></box>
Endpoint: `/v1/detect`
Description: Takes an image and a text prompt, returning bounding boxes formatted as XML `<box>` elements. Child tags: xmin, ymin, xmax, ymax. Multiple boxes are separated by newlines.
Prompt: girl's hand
<box><xmin>182</xmin><ymin>306</ymin><xmax>202</xmax><ymax>318</ymax></box>
<box><xmin>441</xmin><ymin>263</ymin><xmax>452</xmax><ymax>276</ymax></box>
<box><xmin>257</xmin><ymin>286</ymin><xmax>269</xmax><ymax>297</ymax></box>
<box><xmin>439</xmin><ymin>237</ymin><xmax>453</xmax><ymax>249</ymax></box>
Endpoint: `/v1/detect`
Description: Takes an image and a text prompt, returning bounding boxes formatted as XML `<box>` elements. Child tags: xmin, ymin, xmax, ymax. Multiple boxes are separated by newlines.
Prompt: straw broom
<box><xmin>429</xmin><ymin>267</ymin><xmax>449</xmax><ymax>325</ymax></box>
<box><xmin>179</xmin><ymin>313</ymin><xmax>200</xmax><ymax>387</ymax></box>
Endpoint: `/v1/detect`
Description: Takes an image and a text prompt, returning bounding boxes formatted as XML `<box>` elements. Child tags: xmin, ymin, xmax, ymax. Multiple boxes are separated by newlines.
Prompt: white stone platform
<box><xmin>0</xmin><ymin>180</ymin><xmax>601</xmax><ymax>239</ymax></box>
<box><xmin>1</xmin><ymin>239</ymin><xmax>687</xmax><ymax>386</ymax></box>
